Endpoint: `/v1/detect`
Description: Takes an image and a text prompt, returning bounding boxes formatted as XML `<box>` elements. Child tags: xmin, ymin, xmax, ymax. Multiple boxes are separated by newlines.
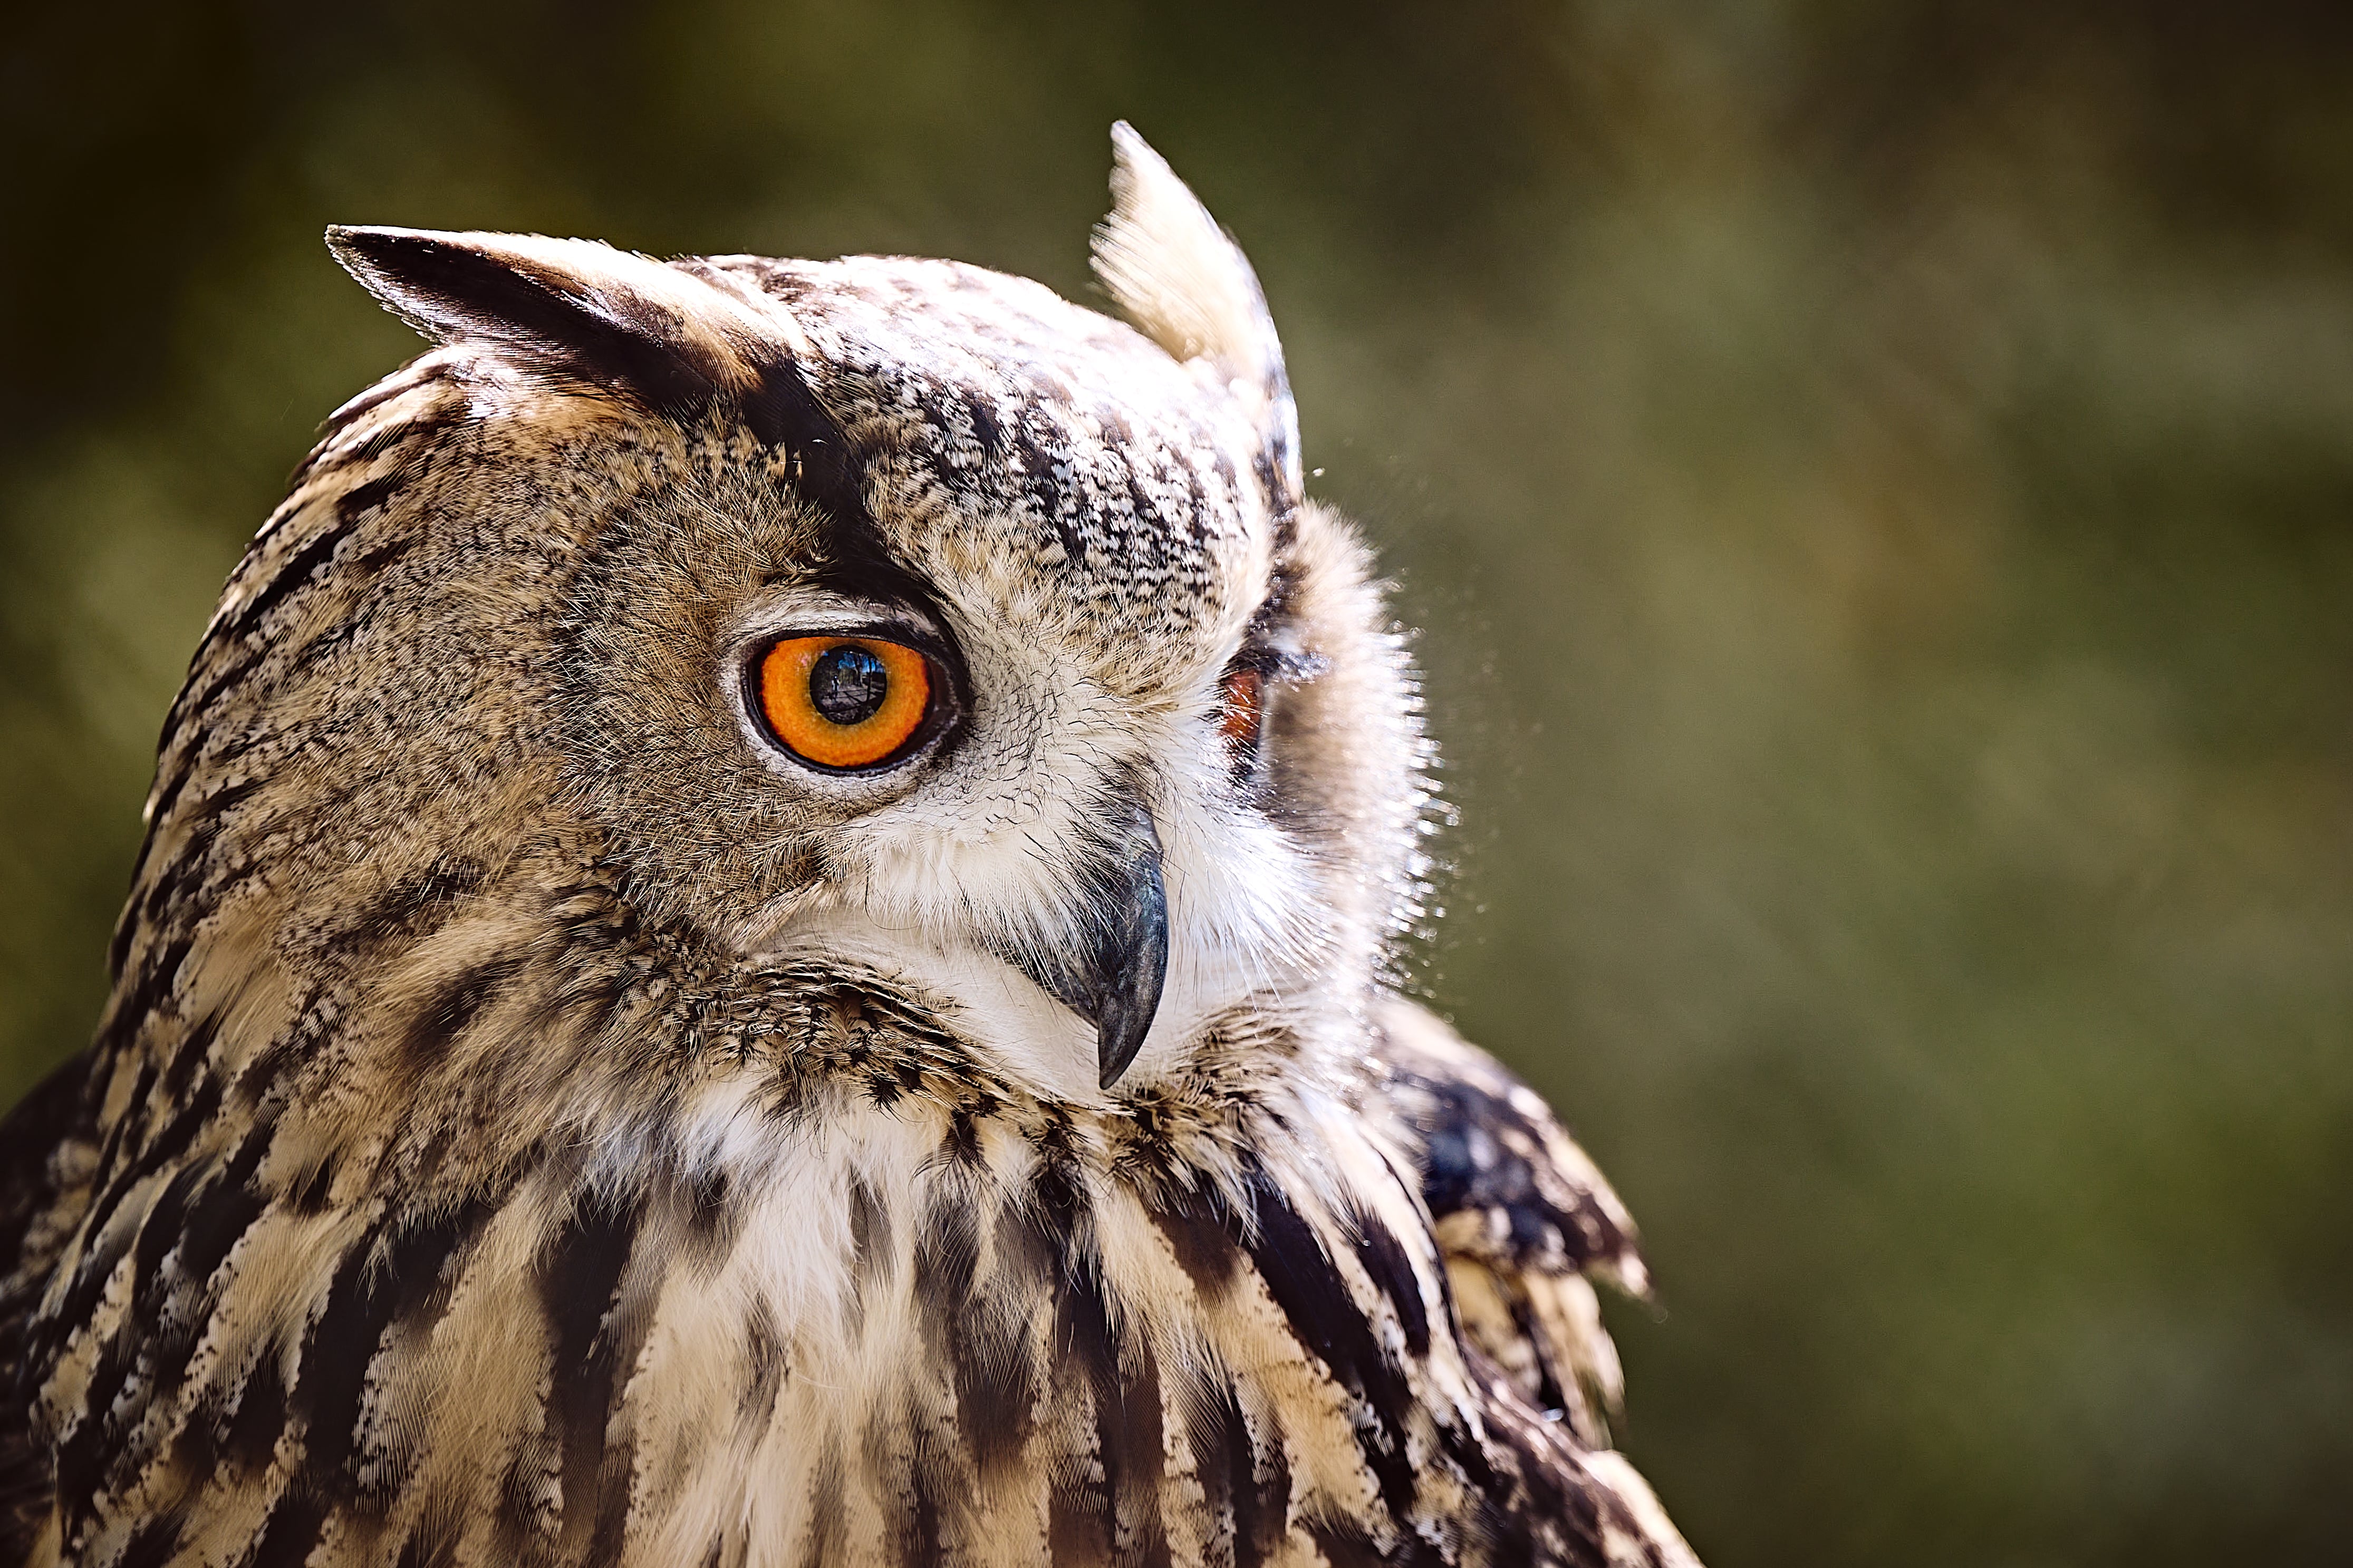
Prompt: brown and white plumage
<box><xmin>0</xmin><ymin>128</ymin><xmax>1697</xmax><ymax>1567</ymax></box>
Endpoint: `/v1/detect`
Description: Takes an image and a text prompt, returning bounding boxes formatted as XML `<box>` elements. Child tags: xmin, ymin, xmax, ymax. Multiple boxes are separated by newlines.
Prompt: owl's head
<box><xmin>152</xmin><ymin>128</ymin><xmax>1426</xmax><ymax>1109</ymax></box>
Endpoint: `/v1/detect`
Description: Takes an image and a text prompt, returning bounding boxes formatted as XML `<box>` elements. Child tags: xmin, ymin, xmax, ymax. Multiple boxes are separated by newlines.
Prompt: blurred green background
<box><xmin>5</xmin><ymin>2</ymin><xmax>2350</xmax><ymax>1563</ymax></box>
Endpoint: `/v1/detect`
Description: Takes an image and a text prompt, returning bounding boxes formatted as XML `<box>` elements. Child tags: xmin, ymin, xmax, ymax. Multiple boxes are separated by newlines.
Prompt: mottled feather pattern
<box><xmin>1</xmin><ymin>129</ymin><xmax>1698</xmax><ymax>1567</ymax></box>
<box><xmin>1367</xmin><ymin>1003</ymin><xmax>1648</xmax><ymax>1448</ymax></box>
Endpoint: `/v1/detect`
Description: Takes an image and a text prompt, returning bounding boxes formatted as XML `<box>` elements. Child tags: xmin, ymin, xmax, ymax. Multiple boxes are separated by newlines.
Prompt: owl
<box><xmin>0</xmin><ymin>127</ymin><xmax>1698</xmax><ymax>1568</ymax></box>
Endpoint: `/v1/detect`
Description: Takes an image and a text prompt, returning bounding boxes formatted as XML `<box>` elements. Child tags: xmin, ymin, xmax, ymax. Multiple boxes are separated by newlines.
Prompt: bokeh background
<box><xmin>5</xmin><ymin>2</ymin><xmax>2350</xmax><ymax>1562</ymax></box>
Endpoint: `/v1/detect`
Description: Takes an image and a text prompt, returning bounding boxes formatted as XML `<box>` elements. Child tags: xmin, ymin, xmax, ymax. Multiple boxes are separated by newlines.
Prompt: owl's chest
<box><xmin>582</xmin><ymin>1091</ymin><xmax>1453</xmax><ymax>1567</ymax></box>
<box><xmin>43</xmin><ymin>1068</ymin><xmax>1459</xmax><ymax>1568</ymax></box>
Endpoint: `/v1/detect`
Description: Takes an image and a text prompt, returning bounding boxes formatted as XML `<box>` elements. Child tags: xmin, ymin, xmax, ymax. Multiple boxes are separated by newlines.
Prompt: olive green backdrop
<box><xmin>5</xmin><ymin>2</ymin><xmax>2349</xmax><ymax>1563</ymax></box>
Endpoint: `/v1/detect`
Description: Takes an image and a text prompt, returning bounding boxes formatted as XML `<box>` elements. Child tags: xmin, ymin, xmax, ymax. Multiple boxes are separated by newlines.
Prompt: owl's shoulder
<box><xmin>0</xmin><ymin>1047</ymin><xmax>105</xmax><ymax>1557</ymax></box>
<box><xmin>1366</xmin><ymin>995</ymin><xmax>1650</xmax><ymax>1444</ymax></box>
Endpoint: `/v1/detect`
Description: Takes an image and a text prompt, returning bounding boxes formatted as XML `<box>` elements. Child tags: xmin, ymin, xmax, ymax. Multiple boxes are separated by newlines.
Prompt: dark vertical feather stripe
<box><xmin>244</xmin><ymin>1486</ymin><xmax>329</xmax><ymax>1568</ymax></box>
<box><xmin>158</xmin><ymin>1009</ymin><xmax>223</xmax><ymax>1103</ymax></box>
<box><xmin>134</xmin><ymin>1125</ymin><xmax>276</xmax><ymax>1420</ymax></box>
<box><xmin>1044</xmin><ymin>1298</ymin><xmax>1115</xmax><ymax>1563</ymax></box>
<box><xmin>1149</xmin><ymin>1178</ymin><xmax>1242</xmax><ymax>1301</ymax></box>
<box><xmin>796</xmin><ymin>1454</ymin><xmax>846</xmax><ymax>1568</ymax></box>
<box><xmin>1042</xmin><ymin>1170</ymin><xmax>1119</xmax><ymax>1564</ymax></box>
<box><xmin>398</xmin><ymin>956</ymin><xmax>525</xmax><ymax>1068</ymax></box>
<box><xmin>293</xmin><ymin>1199</ymin><xmax>496</xmax><ymax>1509</ymax></box>
<box><xmin>910</xmin><ymin>1195</ymin><xmax>980</xmax><ymax>1329</ymax></box>
<box><xmin>53</xmin><ymin>1168</ymin><xmax>201</xmax><ymax>1518</ymax></box>
<box><xmin>895</xmin><ymin>1391</ymin><xmax>949</xmax><ymax>1568</ymax></box>
<box><xmin>1305</xmin><ymin>1518</ymin><xmax>1396</xmax><ymax>1568</ymax></box>
<box><xmin>39</xmin><ymin>1072</ymin><xmax>220</xmax><ymax>1404</ymax></box>
<box><xmin>218</xmin><ymin>511</ymin><xmax>366</xmax><ymax>643</ymax></box>
<box><xmin>1113</xmin><ymin>1325</ymin><xmax>1173</xmax><ymax>1568</ymax></box>
<box><xmin>1346</xmin><ymin>1201</ymin><xmax>1432</xmax><ymax>1357</ymax></box>
<box><xmin>155</xmin><ymin>647</ymin><xmax>262</xmax><ymax>757</ymax></box>
<box><xmin>221</xmin><ymin>1347</ymin><xmax>289</xmax><ymax>1474</ymax></box>
<box><xmin>946</xmin><ymin>1209</ymin><xmax>1042</xmax><ymax>1480</ymax></box>
<box><xmin>1184</xmin><ymin>1381</ymin><xmax>1246</xmax><ymax>1568</ymax></box>
<box><xmin>1235</xmin><ymin>1160</ymin><xmax>1420</xmax><ymax>1520</ymax></box>
<box><xmin>535</xmin><ymin>1184</ymin><xmax>644</xmax><ymax>1548</ymax></box>
<box><xmin>111</xmin><ymin>1509</ymin><xmax>187</xmax><ymax>1568</ymax></box>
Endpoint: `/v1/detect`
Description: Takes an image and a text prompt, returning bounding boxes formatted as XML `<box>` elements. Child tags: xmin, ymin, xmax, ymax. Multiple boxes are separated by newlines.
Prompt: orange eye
<box><xmin>757</xmin><ymin>636</ymin><xmax>933</xmax><ymax>769</ymax></box>
<box><xmin>1219</xmin><ymin>665</ymin><xmax>1265</xmax><ymax>755</ymax></box>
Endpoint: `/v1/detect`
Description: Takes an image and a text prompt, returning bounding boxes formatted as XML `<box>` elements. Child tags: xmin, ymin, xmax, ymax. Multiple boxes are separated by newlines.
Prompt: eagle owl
<box><xmin>0</xmin><ymin>128</ymin><xmax>1698</xmax><ymax>1568</ymax></box>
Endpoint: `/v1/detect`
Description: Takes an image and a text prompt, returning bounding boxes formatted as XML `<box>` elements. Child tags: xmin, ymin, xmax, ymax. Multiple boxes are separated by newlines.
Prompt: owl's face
<box><xmin>268</xmin><ymin>128</ymin><xmax>1423</xmax><ymax>1106</ymax></box>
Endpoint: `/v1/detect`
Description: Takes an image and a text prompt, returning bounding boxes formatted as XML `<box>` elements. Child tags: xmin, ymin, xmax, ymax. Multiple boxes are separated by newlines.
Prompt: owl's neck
<box><xmin>97</xmin><ymin>830</ymin><xmax>1340</xmax><ymax>1236</ymax></box>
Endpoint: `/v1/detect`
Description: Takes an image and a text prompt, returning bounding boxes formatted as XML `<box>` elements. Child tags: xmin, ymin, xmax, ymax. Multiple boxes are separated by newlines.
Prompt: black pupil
<box><xmin>808</xmin><ymin>644</ymin><xmax>890</xmax><ymax>726</ymax></box>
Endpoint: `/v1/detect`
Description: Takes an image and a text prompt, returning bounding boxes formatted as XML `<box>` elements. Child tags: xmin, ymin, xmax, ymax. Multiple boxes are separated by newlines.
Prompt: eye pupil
<box><xmin>809</xmin><ymin>644</ymin><xmax>890</xmax><ymax>726</ymax></box>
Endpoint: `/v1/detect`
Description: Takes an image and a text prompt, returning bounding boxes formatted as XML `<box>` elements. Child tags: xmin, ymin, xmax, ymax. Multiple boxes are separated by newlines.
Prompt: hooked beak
<box><xmin>1008</xmin><ymin>794</ymin><xmax>1170</xmax><ymax>1090</ymax></box>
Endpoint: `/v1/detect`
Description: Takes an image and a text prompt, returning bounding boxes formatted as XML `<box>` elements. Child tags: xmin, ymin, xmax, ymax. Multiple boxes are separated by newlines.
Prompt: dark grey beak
<box><xmin>1008</xmin><ymin>795</ymin><xmax>1170</xmax><ymax>1090</ymax></box>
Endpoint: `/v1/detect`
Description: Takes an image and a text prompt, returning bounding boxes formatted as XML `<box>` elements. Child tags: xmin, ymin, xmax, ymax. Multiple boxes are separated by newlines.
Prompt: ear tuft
<box><xmin>1092</xmin><ymin>125</ymin><xmax>1301</xmax><ymax>507</ymax></box>
<box><xmin>326</xmin><ymin>226</ymin><xmax>797</xmax><ymax>424</ymax></box>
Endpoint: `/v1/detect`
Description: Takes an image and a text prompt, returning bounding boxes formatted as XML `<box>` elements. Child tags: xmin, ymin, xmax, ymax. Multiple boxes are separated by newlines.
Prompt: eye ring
<box><xmin>753</xmin><ymin>634</ymin><xmax>940</xmax><ymax>771</ymax></box>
